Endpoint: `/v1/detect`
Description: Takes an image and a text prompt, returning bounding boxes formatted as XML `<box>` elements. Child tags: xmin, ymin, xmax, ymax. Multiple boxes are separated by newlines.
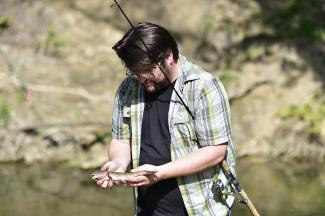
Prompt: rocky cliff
<box><xmin>0</xmin><ymin>0</ymin><xmax>324</xmax><ymax>167</ymax></box>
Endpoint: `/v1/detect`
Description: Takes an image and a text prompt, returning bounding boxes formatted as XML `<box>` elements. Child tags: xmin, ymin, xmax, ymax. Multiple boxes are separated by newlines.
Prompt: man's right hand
<box><xmin>96</xmin><ymin>160</ymin><xmax>126</xmax><ymax>188</ymax></box>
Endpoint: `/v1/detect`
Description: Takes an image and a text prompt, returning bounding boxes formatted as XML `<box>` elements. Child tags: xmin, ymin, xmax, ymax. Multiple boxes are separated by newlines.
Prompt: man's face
<box><xmin>131</xmin><ymin>65</ymin><xmax>170</xmax><ymax>93</ymax></box>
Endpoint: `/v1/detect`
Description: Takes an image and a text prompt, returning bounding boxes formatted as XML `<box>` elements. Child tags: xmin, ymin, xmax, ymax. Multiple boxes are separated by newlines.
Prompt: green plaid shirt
<box><xmin>112</xmin><ymin>55</ymin><xmax>236</xmax><ymax>216</ymax></box>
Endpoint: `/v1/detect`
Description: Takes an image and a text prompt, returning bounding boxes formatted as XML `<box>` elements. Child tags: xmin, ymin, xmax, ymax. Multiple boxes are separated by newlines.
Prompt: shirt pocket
<box><xmin>122</xmin><ymin>106</ymin><xmax>131</xmax><ymax>126</ymax></box>
<box><xmin>174</xmin><ymin>118</ymin><xmax>198</xmax><ymax>146</ymax></box>
<box><xmin>122</xmin><ymin>106</ymin><xmax>131</xmax><ymax>118</ymax></box>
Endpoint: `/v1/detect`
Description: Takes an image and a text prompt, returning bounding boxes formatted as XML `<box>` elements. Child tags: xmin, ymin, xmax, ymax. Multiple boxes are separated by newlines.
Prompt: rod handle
<box><xmin>238</xmin><ymin>190</ymin><xmax>261</xmax><ymax>216</ymax></box>
<box><xmin>220</xmin><ymin>160</ymin><xmax>261</xmax><ymax>216</ymax></box>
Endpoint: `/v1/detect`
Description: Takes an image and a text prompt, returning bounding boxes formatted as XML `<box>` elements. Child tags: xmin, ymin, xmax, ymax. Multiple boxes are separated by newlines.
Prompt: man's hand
<box><xmin>126</xmin><ymin>145</ymin><xmax>227</xmax><ymax>187</ymax></box>
<box><xmin>96</xmin><ymin>160</ymin><xmax>126</xmax><ymax>188</ymax></box>
<box><xmin>126</xmin><ymin>164</ymin><xmax>159</xmax><ymax>187</ymax></box>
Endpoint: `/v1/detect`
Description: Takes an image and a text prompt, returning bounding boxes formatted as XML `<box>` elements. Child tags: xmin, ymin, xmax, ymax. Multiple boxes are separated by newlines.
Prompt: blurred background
<box><xmin>0</xmin><ymin>0</ymin><xmax>324</xmax><ymax>215</ymax></box>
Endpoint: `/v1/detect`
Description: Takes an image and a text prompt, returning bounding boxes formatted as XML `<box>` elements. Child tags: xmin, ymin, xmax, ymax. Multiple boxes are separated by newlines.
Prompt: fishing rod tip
<box><xmin>111</xmin><ymin>0</ymin><xmax>119</xmax><ymax>7</ymax></box>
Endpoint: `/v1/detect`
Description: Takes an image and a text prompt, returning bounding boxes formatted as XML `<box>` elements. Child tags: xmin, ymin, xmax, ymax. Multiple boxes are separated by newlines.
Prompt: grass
<box><xmin>0</xmin><ymin>100</ymin><xmax>10</xmax><ymax>120</ymax></box>
<box><xmin>0</xmin><ymin>16</ymin><xmax>10</xmax><ymax>29</ymax></box>
<box><xmin>218</xmin><ymin>69</ymin><xmax>237</xmax><ymax>84</ymax></box>
<box><xmin>262</xmin><ymin>0</ymin><xmax>324</xmax><ymax>39</ymax></box>
<box><xmin>277</xmin><ymin>94</ymin><xmax>325</xmax><ymax>137</ymax></box>
<box><xmin>15</xmin><ymin>88</ymin><xmax>26</xmax><ymax>103</ymax></box>
<box><xmin>35</xmin><ymin>25</ymin><xmax>65</xmax><ymax>56</ymax></box>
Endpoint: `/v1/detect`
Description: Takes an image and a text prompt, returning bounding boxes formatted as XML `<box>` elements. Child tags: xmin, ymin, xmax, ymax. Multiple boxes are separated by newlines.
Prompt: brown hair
<box><xmin>112</xmin><ymin>22</ymin><xmax>179</xmax><ymax>74</ymax></box>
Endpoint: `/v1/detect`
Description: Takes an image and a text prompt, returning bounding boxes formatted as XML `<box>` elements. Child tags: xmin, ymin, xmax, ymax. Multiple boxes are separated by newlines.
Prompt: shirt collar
<box><xmin>177</xmin><ymin>54</ymin><xmax>200</xmax><ymax>85</ymax></box>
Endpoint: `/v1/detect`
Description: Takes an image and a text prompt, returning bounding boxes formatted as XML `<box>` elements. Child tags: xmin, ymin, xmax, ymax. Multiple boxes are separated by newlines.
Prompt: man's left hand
<box><xmin>126</xmin><ymin>164</ymin><xmax>160</xmax><ymax>187</ymax></box>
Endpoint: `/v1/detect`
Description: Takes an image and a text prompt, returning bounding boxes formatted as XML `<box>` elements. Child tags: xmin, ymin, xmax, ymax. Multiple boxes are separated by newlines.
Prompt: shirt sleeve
<box><xmin>111</xmin><ymin>78</ymin><xmax>131</xmax><ymax>140</ymax></box>
<box><xmin>194</xmin><ymin>75</ymin><xmax>232</xmax><ymax>147</ymax></box>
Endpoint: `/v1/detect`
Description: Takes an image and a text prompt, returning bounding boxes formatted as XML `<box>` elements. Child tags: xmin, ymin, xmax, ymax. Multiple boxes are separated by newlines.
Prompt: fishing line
<box><xmin>111</xmin><ymin>0</ymin><xmax>195</xmax><ymax>120</ymax></box>
<box><xmin>110</xmin><ymin>2</ymin><xmax>260</xmax><ymax>215</ymax></box>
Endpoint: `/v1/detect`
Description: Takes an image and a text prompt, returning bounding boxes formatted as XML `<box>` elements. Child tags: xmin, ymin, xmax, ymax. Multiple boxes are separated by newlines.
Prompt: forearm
<box><xmin>108</xmin><ymin>138</ymin><xmax>131</xmax><ymax>171</ymax></box>
<box><xmin>157</xmin><ymin>144</ymin><xmax>227</xmax><ymax>180</ymax></box>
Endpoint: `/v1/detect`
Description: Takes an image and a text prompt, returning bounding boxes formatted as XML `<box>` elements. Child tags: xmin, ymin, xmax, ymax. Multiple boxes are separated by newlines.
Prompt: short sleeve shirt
<box><xmin>112</xmin><ymin>55</ymin><xmax>236</xmax><ymax>216</ymax></box>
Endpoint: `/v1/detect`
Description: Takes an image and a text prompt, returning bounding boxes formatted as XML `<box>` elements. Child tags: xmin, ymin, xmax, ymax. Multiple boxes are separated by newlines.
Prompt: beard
<box><xmin>143</xmin><ymin>79</ymin><xmax>167</xmax><ymax>93</ymax></box>
<box><xmin>142</xmin><ymin>66</ymin><xmax>171</xmax><ymax>93</ymax></box>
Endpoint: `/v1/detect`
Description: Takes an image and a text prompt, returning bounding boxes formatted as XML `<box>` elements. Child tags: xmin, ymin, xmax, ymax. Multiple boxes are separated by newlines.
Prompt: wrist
<box><xmin>111</xmin><ymin>160</ymin><xmax>128</xmax><ymax>172</ymax></box>
<box><xmin>156</xmin><ymin>164</ymin><xmax>169</xmax><ymax>181</ymax></box>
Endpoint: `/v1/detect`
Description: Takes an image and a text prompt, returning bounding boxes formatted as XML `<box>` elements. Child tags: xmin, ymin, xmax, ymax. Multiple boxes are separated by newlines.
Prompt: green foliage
<box><xmin>246</xmin><ymin>45</ymin><xmax>265</xmax><ymax>60</ymax></box>
<box><xmin>34</xmin><ymin>40</ymin><xmax>41</xmax><ymax>52</ymax></box>
<box><xmin>46</xmin><ymin>26</ymin><xmax>65</xmax><ymax>50</ymax></box>
<box><xmin>35</xmin><ymin>25</ymin><xmax>65</xmax><ymax>56</ymax></box>
<box><xmin>0</xmin><ymin>100</ymin><xmax>10</xmax><ymax>120</ymax></box>
<box><xmin>263</xmin><ymin>0</ymin><xmax>324</xmax><ymax>39</ymax></box>
<box><xmin>278</xmin><ymin>96</ymin><xmax>325</xmax><ymax>136</ymax></box>
<box><xmin>0</xmin><ymin>16</ymin><xmax>10</xmax><ymax>29</ymax></box>
<box><xmin>218</xmin><ymin>69</ymin><xmax>237</xmax><ymax>83</ymax></box>
<box><xmin>200</xmin><ymin>20</ymin><xmax>213</xmax><ymax>40</ymax></box>
<box><xmin>314</xmin><ymin>28</ymin><xmax>325</xmax><ymax>39</ymax></box>
<box><xmin>96</xmin><ymin>130</ymin><xmax>112</xmax><ymax>144</ymax></box>
<box><xmin>15</xmin><ymin>88</ymin><xmax>26</xmax><ymax>103</ymax></box>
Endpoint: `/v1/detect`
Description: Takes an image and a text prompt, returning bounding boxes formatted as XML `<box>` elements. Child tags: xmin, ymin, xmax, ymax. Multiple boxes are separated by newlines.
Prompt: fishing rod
<box><xmin>110</xmin><ymin>1</ymin><xmax>260</xmax><ymax>215</ymax></box>
<box><xmin>111</xmin><ymin>0</ymin><xmax>194</xmax><ymax>120</ymax></box>
<box><xmin>220</xmin><ymin>160</ymin><xmax>260</xmax><ymax>216</ymax></box>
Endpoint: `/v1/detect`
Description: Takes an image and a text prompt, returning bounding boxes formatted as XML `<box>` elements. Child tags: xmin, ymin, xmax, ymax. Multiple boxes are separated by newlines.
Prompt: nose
<box><xmin>135</xmin><ymin>74</ymin><xmax>150</xmax><ymax>84</ymax></box>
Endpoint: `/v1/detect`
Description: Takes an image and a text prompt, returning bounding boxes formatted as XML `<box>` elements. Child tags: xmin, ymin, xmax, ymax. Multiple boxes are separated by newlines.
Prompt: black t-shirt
<box><xmin>138</xmin><ymin>82</ymin><xmax>188</xmax><ymax>216</ymax></box>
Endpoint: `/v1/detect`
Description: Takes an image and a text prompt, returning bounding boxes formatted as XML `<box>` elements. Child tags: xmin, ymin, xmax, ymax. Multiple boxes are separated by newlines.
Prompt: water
<box><xmin>232</xmin><ymin>159</ymin><xmax>325</xmax><ymax>216</ymax></box>
<box><xmin>0</xmin><ymin>159</ymin><xmax>324</xmax><ymax>216</ymax></box>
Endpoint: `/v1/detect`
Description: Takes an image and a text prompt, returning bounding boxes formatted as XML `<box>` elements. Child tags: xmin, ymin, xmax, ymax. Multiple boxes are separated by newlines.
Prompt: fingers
<box><xmin>108</xmin><ymin>180</ymin><xmax>114</xmax><ymax>187</ymax></box>
<box><xmin>101</xmin><ymin>161</ymin><xmax>111</xmax><ymax>171</ymax></box>
<box><xmin>131</xmin><ymin>164</ymin><xmax>157</xmax><ymax>173</ymax></box>
<box><xmin>101</xmin><ymin>180</ymin><xmax>109</xmax><ymax>188</ymax></box>
<box><xmin>120</xmin><ymin>179</ymin><xmax>127</xmax><ymax>185</ymax></box>
<box><xmin>96</xmin><ymin>179</ymin><xmax>104</xmax><ymax>185</ymax></box>
<box><xmin>94</xmin><ymin>160</ymin><xmax>124</xmax><ymax>189</ymax></box>
<box><xmin>96</xmin><ymin>174</ymin><xmax>154</xmax><ymax>188</ymax></box>
<box><xmin>130</xmin><ymin>164</ymin><xmax>146</xmax><ymax>172</ymax></box>
<box><xmin>96</xmin><ymin>175</ymin><xmax>127</xmax><ymax>188</ymax></box>
<box><xmin>125</xmin><ymin>176</ymin><xmax>148</xmax><ymax>187</ymax></box>
<box><xmin>101</xmin><ymin>160</ymin><xmax>122</xmax><ymax>172</ymax></box>
<box><xmin>96</xmin><ymin>178</ymin><xmax>115</xmax><ymax>188</ymax></box>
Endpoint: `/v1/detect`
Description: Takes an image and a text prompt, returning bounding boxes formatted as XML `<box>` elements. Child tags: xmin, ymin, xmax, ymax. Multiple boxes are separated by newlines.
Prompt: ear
<box><xmin>166</xmin><ymin>51</ymin><xmax>174</xmax><ymax>65</ymax></box>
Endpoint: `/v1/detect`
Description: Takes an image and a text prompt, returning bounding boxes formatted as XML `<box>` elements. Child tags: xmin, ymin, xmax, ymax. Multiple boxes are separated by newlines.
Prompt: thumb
<box><xmin>130</xmin><ymin>166</ymin><xmax>143</xmax><ymax>173</ymax></box>
<box><xmin>101</xmin><ymin>161</ymin><xmax>111</xmax><ymax>171</ymax></box>
<box><xmin>131</xmin><ymin>164</ymin><xmax>157</xmax><ymax>173</ymax></box>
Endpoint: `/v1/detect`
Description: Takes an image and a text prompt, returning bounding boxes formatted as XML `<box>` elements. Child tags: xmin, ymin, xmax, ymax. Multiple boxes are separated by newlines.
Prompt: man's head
<box><xmin>112</xmin><ymin>22</ymin><xmax>179</xmax><ymax>93</ymax></box>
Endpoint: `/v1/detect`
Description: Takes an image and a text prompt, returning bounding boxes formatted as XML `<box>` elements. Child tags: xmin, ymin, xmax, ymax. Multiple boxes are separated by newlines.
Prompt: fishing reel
<box><xmin>211</xmin><ymin>179</ymin><xmax>232</xmax><ymax>205</ymax></box>
<box><xmin>211</xmin><ymin>178</ymin><xmax>250</xmax><ymax>207</ymax></box>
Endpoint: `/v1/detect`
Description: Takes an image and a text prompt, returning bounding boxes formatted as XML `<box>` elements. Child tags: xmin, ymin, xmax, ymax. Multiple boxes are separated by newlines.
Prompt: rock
<box><xmin>80</xmin><ymin>144</ymin><xmax>107</xmax><ymax>169</ymax></box>
<box><xmin>320</xmin><ymin>120</ymin><xmax>325</xmax><ymax>141</ymax></box>
<box><xmin>0</xmin><ymin>0</ymin><xmax>324</xmax><ymax>164</ymax></box>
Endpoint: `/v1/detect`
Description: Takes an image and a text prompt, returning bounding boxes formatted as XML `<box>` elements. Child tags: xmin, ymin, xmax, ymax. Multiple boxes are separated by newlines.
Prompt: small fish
<box><xmin>91</xmin><ymin>170</ymin><xmax>157</xmax><ymax>181</ymax></box>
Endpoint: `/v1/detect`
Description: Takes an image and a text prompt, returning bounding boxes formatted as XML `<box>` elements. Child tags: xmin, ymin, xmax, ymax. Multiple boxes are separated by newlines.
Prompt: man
<box><xmin>96</xmin><ymin>22</ymin><xmax>236</xmax><ymax>216</ymax></box>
